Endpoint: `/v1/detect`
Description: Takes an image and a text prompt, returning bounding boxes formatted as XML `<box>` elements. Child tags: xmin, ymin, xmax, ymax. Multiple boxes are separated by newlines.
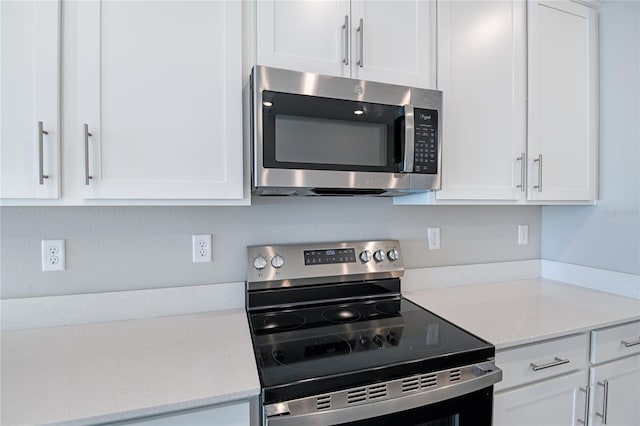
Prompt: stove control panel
<box><xmin>247</xmin><ymin>240</ymin><xmax>404</xmax><ymax>286</ymax></box>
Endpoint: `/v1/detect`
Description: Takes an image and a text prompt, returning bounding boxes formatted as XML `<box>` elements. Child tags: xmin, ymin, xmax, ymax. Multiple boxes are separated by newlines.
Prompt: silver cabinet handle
<box><xmin>38</xmin><ymin>121</ymin><xmax>49</xmax><ymax>184</ymax></box>
<box><xmin>596</xmin><ymin>380</ymin><xmax>609</xmax><ymax>424</ymax></box>
<box><xmin>621</xmin><ymin>337</ymin><xmax>640</xmax><ymax>347</ymax></box>
<box><xmin>516</xmin><ymin>153</ymin><xmax>526</xmax><ymax>192</ymax></box>
<box><xmin>578</xmin><ymin>386</ymin><xmax>590</xmax><ymax>425</ymax></box>
<box><xmin>84</xmin><ymin>124</ymin><xmax>93</xmax><ymax>185</ymax></box>
<box><xmin>356</xmin><ymin>18</ymin><xmax>364</xmax><ymax>67</ymax></box>
<box><xmin>342</xmin><ymin>15</ymin><xmax>349</xmax><ymax>65</ymax></box>
<box><xmin>530</xmin><ymin>356</ymin><xmax>569</xmax><ymax>371</ymax></box>
<box><xmin>533</xmin><ymin>154</ymin><xmax>542</xmax><ymax>192</ymax></box>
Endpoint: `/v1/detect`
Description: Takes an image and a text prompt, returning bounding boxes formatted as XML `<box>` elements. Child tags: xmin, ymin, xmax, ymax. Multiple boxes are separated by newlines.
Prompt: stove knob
<box><xmin>373</xmin><ymin>250</ymin><xmax>386</xmax><ymax>262</ymax></box>
<box><xmin>359</xmin><ymin>250</ymin><xmax>372</xmax><ymax>263</ymax></box>
<box><xmin>386</xmin><ymin>331</ymin><xmax>399</xmax><ymax>346</ymax></box>
<box><xmin>271</xmin><ymin>255</ymin><xmax>285</xmax><ymax>269</ymax></box>
<box><xmin>253</xmin><ymin>256</ymin><xmax>268</xmax><ymax>270</ymax></box>
<box><xmin>387</xmin><ymin>248</ymin><xmax>400</xmax><ymax>261</ymax></box>
<box><xmin>373</xmin><ymin>334</ymin><xmax>385</xmax><ymax>348</ymax></box>
<box><xmin>359</xmin><ymin>335</ymin><xmax>369</xmax><ymax>347</ymax></box>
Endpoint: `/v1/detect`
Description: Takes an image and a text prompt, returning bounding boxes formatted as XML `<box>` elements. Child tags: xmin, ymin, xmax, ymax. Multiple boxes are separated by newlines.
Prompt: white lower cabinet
<box><xmin>589</xmin><ymin>356</ymin><xmax>640</xmax><ymax>426</ymax></box>
<box><xmin>493</xmin><ymin>333</ymin><xmax>590</xmax><ymax>426</ymax></box>
<box><xmin>588</xmin><ymin>321</ymin><xmax>640</xmax><ymax>426</ymax></box>
<box><xmin>494</xmin><ymin>370</ymin><xmax>588</xmax><ymax>426</ymax></box>
<box><xmin>494</xmin><ymin>322</ymin><xmax>640</xmax><ymax>426</ymax></box>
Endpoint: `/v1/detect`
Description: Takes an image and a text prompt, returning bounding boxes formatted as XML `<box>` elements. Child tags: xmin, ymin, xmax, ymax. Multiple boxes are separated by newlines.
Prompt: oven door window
<box><xmin>336</xmin><ymin>388</ymin><xmax>493</xmax><ymax>426</ymax></box>
<box><xmin>261</xmin><ymin>91</ymin><xmax>403</xmax><ymax>172</ymax></box>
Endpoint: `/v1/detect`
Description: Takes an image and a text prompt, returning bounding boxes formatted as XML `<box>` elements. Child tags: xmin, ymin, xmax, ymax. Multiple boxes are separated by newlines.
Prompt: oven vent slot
<box><xmin>368</xmin><ymin>383</ymin><xmax>388</xmax><ymax>400</ymax></box>
<box><xmin>316</xmin><ymin>395</ymin><xmax>331</xmax><ymax>410</ymax></box>
<box><xmin>347</xmin><ymin>388</ymin><xmax>368</xmax><ymax>404</ymax></box>
<box><xmin>401</xmin><ymin>377</ymin><xmax>420</xmax><ymax>392</ymax></box>
<box><xmin>450</xmin><ymin>369</ymin><xmax>462</xmax><ymax>382</ymax></box>
<box><xmin>346</xmin><ymin>384</ymin><xmax>388</xmax><ymax>405</ymax></box>
<box><xmin>420</xmin><ymin>373</ymin><xmax>438</xmax><ymax>389</ymax></box>
<box><xmin>402</xmin><ymin>373</ymin><xmax>438</xmax><ymax>393</ymax></box>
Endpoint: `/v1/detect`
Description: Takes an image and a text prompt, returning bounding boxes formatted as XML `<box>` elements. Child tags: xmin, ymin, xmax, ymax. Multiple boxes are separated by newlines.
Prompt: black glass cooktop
<box><xmin>248</xmin><ymin>297</ymin><xmax>494</xmax><ymax>404</ymax></box>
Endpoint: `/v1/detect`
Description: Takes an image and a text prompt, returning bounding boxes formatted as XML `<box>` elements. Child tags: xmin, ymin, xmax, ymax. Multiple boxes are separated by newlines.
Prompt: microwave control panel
<box><xmin>413</xmin><ymin>108</ymin><xmax>439</xmax><ymax>174</ymax></box>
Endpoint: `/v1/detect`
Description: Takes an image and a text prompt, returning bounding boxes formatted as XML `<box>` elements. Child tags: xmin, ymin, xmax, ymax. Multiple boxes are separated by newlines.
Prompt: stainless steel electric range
<box><xmin>246</xmin><ymin>240</ymin><xmax>502</xmax><ymax>426</ymax></box>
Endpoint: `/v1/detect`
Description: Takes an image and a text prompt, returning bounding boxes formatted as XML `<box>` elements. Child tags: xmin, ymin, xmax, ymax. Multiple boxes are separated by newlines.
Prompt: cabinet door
<box><xmin>351</xmin><ymin>0</ymin><xmax>435</xmax><ymax>89</ymax></box>
<box><xmin>590</xmin><ymin>355</ymin><xmax>640</xmax><ymax>426</ymax></box>
<box><xmin>435</xmin><ymin>0</ymin><xmax>526</xmax><ymax>201</ymax></box>
<box><xmin>527</xmin><ymin>0</ymin><xmax>598</xmax><ymax>201</ymax></box>
<box><xmin>0</xmin><ymin>0</ymin><xmax>60</xmax><ymax>199</ymax></box>
<box><xmin>493</xmin><ymin>370</ymin><xmax>588</xmax><ymax>426</ymax></box>
<box><xmin>71</xmin><ymin>1</ymin><xmax>243</xmax><ymax>200</ymax></box>
<box><xmin>256</xmin><ymin>0</ymin><xmax>351</xmax><ymax>78</ymax></box>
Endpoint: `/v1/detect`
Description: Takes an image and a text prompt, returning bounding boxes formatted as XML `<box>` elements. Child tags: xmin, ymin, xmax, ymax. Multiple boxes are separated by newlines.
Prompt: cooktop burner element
<box><xmin>245</xmin><ymin>240</ymin><xmax>501</xmax><ymax>424</ymax></box>
<box><xmin>321</xmin><ymin>307</ymin><xmax>361</xmax><ymax>323</ymax></box>
<box><xmin>262</xmin><ymin>313</ymin><xmax>305</xmax><ymax>332</ymax></box>
<box><xmin>374</xmin><ymin>300</ymin><xmax>402</xmax><ymax>315</ymax></box>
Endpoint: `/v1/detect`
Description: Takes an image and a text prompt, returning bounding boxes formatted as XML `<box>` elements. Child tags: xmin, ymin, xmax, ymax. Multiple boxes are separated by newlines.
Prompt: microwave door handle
<box><xmin>401</xmin><ymin>105</ymin><xmax>415</xmax><ymax>173</ymax></box>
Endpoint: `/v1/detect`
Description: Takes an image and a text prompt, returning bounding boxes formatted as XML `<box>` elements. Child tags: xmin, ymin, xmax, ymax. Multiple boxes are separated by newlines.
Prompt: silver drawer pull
<box><xmin>622</xmin><ymin>337</ymin><xmax>640</xmax><ymax>347</ymax></box>
<box><xmin>530</xmin><ymin>357</ymin><xmax>569</xmax><ymax>371</ymax></box>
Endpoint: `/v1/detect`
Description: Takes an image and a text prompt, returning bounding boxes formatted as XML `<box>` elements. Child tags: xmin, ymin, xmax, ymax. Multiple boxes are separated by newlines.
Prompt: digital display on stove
<box><xmin>304</xmin><ymin>248</ymin><xmax>356</xmax><ymax>265</ymax></box>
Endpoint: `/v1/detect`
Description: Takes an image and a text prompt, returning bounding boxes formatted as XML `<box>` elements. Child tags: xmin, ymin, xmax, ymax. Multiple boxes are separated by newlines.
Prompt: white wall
<box><xmin>0</xmin><ymin>200</ymin><xmax>541</xmax><ymax>298</ymax></box>
<box><xmin>541</xmin><ymin>0</ymin><xmax>640</xmax><ymax>275</ymax></box>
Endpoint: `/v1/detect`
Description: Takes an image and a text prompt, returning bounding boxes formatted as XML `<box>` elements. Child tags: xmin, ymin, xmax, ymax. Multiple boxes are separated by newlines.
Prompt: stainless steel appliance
<box><xmin>250</xmin><ymin>66</ymin><xmax>443</xmax><ymax>196</ymax></box>
<box><xmin>246</xmin><ymin>240</ymin><xmax>502</xmax><ymax>425</ymax></box>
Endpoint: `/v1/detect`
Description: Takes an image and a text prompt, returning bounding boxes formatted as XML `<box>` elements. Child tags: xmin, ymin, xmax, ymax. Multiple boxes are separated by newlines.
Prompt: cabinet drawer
<box><xmin>590</xmin><ymin>321</ymin><xmax>640</xmax><ymax>364</ymax></box>
<box><xmin>495</xmin><ymin>333</ymin><xmax>588</xmax><ymax>391</ymax></box>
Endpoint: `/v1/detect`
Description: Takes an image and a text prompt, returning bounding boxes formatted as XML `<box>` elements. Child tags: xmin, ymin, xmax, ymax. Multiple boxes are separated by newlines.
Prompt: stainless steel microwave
<box><xmin>250</xmin><ymin>66</ymin><xmax>442</xmax><ymax>196</ymax></box>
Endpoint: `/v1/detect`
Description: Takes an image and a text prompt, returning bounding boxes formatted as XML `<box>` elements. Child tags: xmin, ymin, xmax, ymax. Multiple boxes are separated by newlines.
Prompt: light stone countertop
<box><xmin>3</xmin><ymin>279</ymin><xmax>639</xmax><ymax>425</ymax></box>
<box><xmin>405</xmin><ymin>278</ymin><xmax>640</xmax><ymax>350</ymax></box>
<box><xmin>0</xmin><ymin>309</ymin><xmax>260</xmax><ymax>426</ymax></box>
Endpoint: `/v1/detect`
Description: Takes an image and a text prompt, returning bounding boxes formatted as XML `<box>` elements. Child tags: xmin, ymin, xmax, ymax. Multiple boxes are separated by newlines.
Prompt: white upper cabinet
<box><xmin>69</xmin><ymin>1</ymin><xmax>243</xmax><ymax>200</ymax></box>
<box><xmin>349</xmin><ymin>1</ymin><xmax>435</xmax><ymax>88</ymax></box>
<box><xmin>256</xmin><ymin>0</ymin><xmax>351</xmax><ymax>78</ymax></box>
<box><xmin>527</xmin><ymin>0</ymin><xmax>598</xmax><ymax>202</ymax></box>
<box><xmin>1</xmin><ymin>0</ymin><xmax>60</xmax><ymax>199</ymax></box>
<box><xmin>256</xmin><ymin>0</ymin><xmax>436</xmax><ymax>89</ymax></box>
<box><xmin>396</xmin><ymin>0</ymin><xmax>598</xmax><ymax>206</ymax></box>
<box><xmin>435</xmin><ymin>0</ymin><xmax>526</xmax><ymax>202</ymax></box>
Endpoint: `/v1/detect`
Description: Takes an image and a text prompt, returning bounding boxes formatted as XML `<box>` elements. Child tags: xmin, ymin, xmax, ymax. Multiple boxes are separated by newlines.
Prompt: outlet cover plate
<box><xmin>518</xmin><ymin>225</ymin><xmax>529</xmax><ymax>245</ymax></box>
<box><xmin>42</xmin><ymin>239</ymin><xmax>65</xmax><ymax>271</ymax></box>
<box><xmin>192</xmin><ymin>234</ymin><xmax>212</xmax><ymax>263</ymax></box>
<box><xmin>427</xmin><ymin>228</ymin><xmax>441</xmax><ymax>250</ymax></box>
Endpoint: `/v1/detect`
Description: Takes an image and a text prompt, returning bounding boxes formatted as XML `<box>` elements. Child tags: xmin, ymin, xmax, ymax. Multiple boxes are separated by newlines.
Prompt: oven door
<box><xmin>339</xmin><ymin>387</ymin><xmax>493</xmax><ymax>426</ymax></box>
<box><xmin>264</xmin><ymin>364</ymin><xmax>501</xmax><ymax>426</ymax></box>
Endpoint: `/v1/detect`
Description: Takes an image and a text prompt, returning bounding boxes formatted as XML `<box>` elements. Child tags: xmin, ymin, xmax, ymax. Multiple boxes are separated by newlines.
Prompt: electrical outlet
<box><xmin>427</xmin><ymin>228</ymin><xmax>441</xmax><ymax>250</ymax></box>
<box><xmin>192</xmin><ymin>234</ymin><xmax>212</xmax><ymax>263</ymax></box>
<box><xmin>518</xmin><ymin>225</ymin><xmax>529</xmax><ymax>245</ymax></box>
<box><xmin>42</xmin><ymin>239</ymin><xmax>65</xmax><ymax>271</ymax></box>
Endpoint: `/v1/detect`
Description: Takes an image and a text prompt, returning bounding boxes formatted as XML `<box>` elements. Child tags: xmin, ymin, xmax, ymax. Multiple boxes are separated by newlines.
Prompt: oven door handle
<box><xmin>400</xmin><ymin>104</ymin><xmax>415</xmax><ymax>173</ymax></box>
<box><xmin>265</xmin><ymin>364</ymin><xmax>503</xmax><ymax>426</ymax></box>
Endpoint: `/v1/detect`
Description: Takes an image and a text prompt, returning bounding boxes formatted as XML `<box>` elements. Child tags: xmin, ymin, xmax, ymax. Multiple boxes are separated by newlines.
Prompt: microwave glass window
<box><xmin>275</xmin><ymin>115</ymin><xmax>387</xmax><ymax>166</ymax></box>
<box><xmin>261</xmin><ymin>91</ymin><xmax>401</xmax><ymax>173</ymax></box>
